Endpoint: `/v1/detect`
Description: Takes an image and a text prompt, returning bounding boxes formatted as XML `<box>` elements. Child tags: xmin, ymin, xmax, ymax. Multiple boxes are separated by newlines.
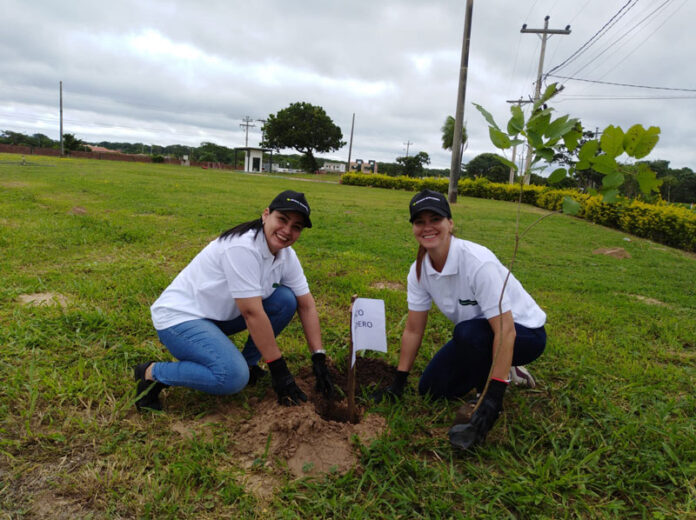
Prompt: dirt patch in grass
<box><xmin>171</xmin><ymin>357</ymin><xmax>395</xmax><ymax>486</ymax></box>
<box><xmin>370</xmin><ymin>280</ymin><xmax>405</xmax><ymax>291</ymax></box>
<box><xmin>17</xmin><ymin>292</ymin><xmax>69</xmax><ymax>308</ymax></box>
<box><xmin>629</xmin><ymin>294</ymin><xmax>668</xmax><ymax>307</ymax></box>
<box><xmin>593</xmin><ymin>247</ymin><xmax>631</xmax><ymax>259</ymax></box>
<box><xmin>69</xmin><ymin>206</ymin><xmax>87</xmax><ymax>215</ymax></box>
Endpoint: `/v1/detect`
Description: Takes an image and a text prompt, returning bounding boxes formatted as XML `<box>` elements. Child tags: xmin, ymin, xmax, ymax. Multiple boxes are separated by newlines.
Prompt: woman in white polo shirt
<box><xmin>134</xmin><ymin>190</ymin><xmax>334</xmax><ymax>411</ymax></box>
<box><xmin>375</xmin><ymin>189</ymin><xmax>546</xmax><ymax>451</ymax></box>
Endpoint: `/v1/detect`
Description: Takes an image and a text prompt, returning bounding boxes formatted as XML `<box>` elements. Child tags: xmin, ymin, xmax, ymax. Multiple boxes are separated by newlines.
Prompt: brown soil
<box><xmin>17</xmin><ymin>292</ymin><xmax>69</xmax><ymax>308</ymax></box>
<box><xmin>169</xmin><ymin>357</ymin><xmax>396</xmax><ymax>483</ymax></box>
<box><xmin>592</xmin><ymin>246</ymin><xmax>631</xmax><ymax>258</ymax></box>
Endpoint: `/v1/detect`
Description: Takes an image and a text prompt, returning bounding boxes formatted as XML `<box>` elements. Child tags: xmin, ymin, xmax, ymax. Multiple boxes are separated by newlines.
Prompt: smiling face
<box><xmin>262</xmin><ymin>208</ymin><xmax>305</xmax><ymax>254</ymax></box>
<box><xmin>411</xmin><ymin>210</ymin><xmax>453</xmax><ymax>253</ymax></box>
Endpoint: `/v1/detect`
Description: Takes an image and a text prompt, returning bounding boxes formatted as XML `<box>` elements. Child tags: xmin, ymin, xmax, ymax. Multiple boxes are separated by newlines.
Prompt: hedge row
<box><xmin>341</xmin><ymin>173</ymin><xmax>696</xmax><ymax>252</ymax></box>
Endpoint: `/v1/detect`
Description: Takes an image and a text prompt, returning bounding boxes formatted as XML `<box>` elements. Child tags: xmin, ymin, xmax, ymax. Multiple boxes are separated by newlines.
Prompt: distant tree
<box><xmin>441</xmin><ymin>115</ymin><xmax>468</xmax><ymax>152</ymax></box>
<box><xmin>1</xmin><ymin>130</ymin><xmax>33</xmax><ymax>146</ymax></box>
<box><xmin>464</xmin><ymin>153</ymin><xmax>508</xmax><ymax>183</ymax></box>
<box><xmin>396</xmin><ymin>151</ymin><xmax>430</xmax><ymax>177</ymax></box>
<box><xmin>62</xmin><ymin>133</ymin><xmax>87</xmax><ymax>153</ymax></box>
<box><xmin>261</xmin><ymin>102</ymin><xmax>345</xmax><ymax>172</ymax></box>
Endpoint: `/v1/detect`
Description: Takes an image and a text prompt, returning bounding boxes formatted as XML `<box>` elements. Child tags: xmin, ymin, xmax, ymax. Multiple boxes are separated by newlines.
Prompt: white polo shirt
<box><xmin>151</xmin><ymin>228</ymin><xmax>310</xmax><ymax>330</ymax></box>
<box><xmin>407</xmin><ymin>237</ymin><xmax>546</xmax><ymax>328</ymax></box>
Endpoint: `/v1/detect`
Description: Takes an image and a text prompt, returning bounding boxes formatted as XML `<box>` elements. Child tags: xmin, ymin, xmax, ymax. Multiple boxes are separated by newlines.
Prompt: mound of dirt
<box><xmin>170</xmin><ymin>357</ymin><xmax>396</xmax><ymax>481</ymax></box>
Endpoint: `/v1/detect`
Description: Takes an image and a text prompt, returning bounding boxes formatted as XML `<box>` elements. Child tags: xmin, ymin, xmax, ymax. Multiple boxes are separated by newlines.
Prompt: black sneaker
<box><xmin>248</xmin><ymin>364</ymin><xmax>267</xmax><ymax>386</ymax></box>
<box><xmin>133</xmin><ymin>362</ymin><xmax>168</xmax><ymax>411</ymax></box>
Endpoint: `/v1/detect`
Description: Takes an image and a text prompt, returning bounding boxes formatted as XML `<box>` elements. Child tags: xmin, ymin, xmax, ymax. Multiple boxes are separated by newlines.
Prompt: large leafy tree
<box><xmin>261</xmin><ymin>102</ymin><xmax>345</xmax><ymax>172</ymax></box>
<box><xmin>396</xmin><ymin>151</ymin><xmax>430</xmax><ymax>177</ymax></box>
<box><xmin>464</xmin><ymin>153</ymin><xmax>509</xmax><ymax>183</ymax></box>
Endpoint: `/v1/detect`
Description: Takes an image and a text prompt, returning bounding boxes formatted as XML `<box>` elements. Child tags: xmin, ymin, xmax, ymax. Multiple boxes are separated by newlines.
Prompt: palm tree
<box><xmin>441</xmin><ymin>116</ymin><xmax>468</xmax><ymax>162</ymax></box>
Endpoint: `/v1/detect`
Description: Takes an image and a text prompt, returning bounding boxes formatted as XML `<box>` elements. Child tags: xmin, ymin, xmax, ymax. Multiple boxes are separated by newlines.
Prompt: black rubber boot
<box><xmin>133</xmin><ymin>362</ymin><xmax>168</xmax><ymax>411</ymax></box>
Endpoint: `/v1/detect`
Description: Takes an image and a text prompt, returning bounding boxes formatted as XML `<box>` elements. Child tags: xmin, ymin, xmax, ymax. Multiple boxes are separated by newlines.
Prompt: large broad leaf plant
<box><xmin>473</xmin><ymin>83</ymin><xmax>662</xmax><ymax>215</ymax></box>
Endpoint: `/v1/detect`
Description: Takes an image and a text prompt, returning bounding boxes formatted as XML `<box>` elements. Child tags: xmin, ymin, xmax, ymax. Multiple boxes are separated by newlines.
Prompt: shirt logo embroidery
<box><xmin>458</xmin><ymin>299</ymin><xmax>478</xmax><ymax>306</ymax></box>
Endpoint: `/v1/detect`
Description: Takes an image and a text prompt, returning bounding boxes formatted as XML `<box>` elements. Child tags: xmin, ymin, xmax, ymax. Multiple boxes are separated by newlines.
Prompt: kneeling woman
<box><xmin>134</xmin><ymin>190</ymin><xmax>333</xmax><ymax>411</ymax></box>
<box><xmin>377</xmin><ymin>189</ymin><xmax>546</xmax><ymax>450</ymax></box>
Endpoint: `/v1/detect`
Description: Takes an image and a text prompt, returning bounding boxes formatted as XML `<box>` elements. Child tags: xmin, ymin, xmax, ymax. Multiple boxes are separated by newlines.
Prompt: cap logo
<box><xmin>413</xmin><ymin>196</ymin><xmax>443</xmax><ymax>207</ymax></box>
<box><xmin>286</xmin><ymin>197</ymin><xmax>309</xmax><ymax>212</ymax></box>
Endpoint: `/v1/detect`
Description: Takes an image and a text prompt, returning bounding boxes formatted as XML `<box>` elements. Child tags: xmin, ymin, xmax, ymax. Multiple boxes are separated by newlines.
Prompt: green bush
<box><xmin>340</xmin><ymin>173</ymin><xmax>696</xmax><ymax>252</ymax></box>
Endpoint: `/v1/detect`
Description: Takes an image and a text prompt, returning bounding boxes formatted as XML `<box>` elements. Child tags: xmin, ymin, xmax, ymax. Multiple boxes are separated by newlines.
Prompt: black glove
<box><xmin>448</xmin><ymin>379</ymin><xmax>507</xmax><ymax>450</ymax></box>
<box><xmin>372</xmin><ymin>370</ymin><xmax>409</xmax><ymax>403</ymax></box>
<box><xmin>311</xmin><ymin>352</ymin><xmax>335</xmax><ymax>398</ymax></box>
<box><xmin>267</xmin><ymin>357</ymin><xmax>307</xmax><ymax>406</ymax></box>
<box><xmin>247</xmin><ymin>364</ymin><xmax>267</xmax><ymax>386</ymax></box>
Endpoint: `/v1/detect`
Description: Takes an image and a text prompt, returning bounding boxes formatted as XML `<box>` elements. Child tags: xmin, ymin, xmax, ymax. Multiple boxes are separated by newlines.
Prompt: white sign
<box><xmin>351</xmin><ymin>298</ymin><xmax>387</xmax><ymax>367</ymax></box>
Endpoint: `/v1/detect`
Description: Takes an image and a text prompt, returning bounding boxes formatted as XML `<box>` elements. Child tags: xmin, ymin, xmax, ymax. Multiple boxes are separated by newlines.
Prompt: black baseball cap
<box><xmin>268</xmin><ymin>190</ymin><xmax>312</xmax><ymax>228</ymax></box>
<box><xmin>409</xmin><ymin>189</ymin><xmax>452</xmax><ymax>222</ymax></box>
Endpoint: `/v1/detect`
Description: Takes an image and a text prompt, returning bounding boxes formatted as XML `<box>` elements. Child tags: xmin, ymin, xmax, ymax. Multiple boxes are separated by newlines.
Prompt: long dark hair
<box><xmin>219</xmin><ymin>218</ymin><xmax>263</xmax><ymax>241</ymax></box>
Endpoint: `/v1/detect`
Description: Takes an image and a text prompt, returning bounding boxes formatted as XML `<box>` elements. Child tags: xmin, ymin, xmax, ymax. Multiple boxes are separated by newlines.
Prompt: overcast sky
<box><xmin>1</xmin><ymin>0</ymin><xmax>694</xmax><ymax>170</ymax></box>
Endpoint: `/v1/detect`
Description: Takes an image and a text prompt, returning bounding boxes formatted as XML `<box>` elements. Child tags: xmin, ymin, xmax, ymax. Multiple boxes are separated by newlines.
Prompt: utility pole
<box><xmin>448</xmin><ymin>0</ymin><xmax>474</xmax><ymax>203</ymax></box>
<box><xmin>240</xmin><ymin>116</ymin><xmax>255</xmax><ymax>147</ymax></box>
<box><xmin>59</xmin><ymin>81</ymin><xmax>64</xmax><ymax>156</ymax></box>
<box><xmin>403</xmin><ymin>140</ymin><xmax>413</xmax><ymax>157</ymax></box>
<box><xmin>520</xmin><ymin>16</ymin><xmax>570</xmax><ymax>183</ymax></box>
<box><xmin>505</xmin><ymin>97</ymin><xmax>530</xmax><ymax>184</ymax></box>
<box><xmin>346</xmin><ymin>113</ymin><xmax>355</xmax><ymax>172</ymax></box>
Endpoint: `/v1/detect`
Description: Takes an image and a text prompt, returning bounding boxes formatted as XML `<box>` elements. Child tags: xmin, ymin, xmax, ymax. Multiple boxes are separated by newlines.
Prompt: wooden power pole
<box><xmin>520</xmin><ymin>16</ymin><xmax>570</xmax><ymax>183</ymax></box>
<box><xmin>59</xmin><ymin>81</ymin><xmax>64</xmax><ymax>156</ymax></box>
<box><xmin>448</xmin><ymin>0</ymin><xmax>474</xmax><ymax>204</ymax></box>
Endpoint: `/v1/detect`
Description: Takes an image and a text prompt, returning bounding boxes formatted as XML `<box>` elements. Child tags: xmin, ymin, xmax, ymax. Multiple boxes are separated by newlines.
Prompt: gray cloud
<box><xmin>1</xmin><ymin>0</ymin><xmax>694</xmax><ymax>170</ymax></box>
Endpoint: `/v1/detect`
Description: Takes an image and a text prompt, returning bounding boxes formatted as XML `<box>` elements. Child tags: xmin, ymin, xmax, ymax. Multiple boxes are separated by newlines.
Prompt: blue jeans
<box><xmin>418</xmin><ymin>318</ymin><xmax>546</xmax><ymax>399</ymax></box>
<box><xmin>152</xmin><ymin>286</ymin><xmax>298</xmax><ymax>395</ymax></box>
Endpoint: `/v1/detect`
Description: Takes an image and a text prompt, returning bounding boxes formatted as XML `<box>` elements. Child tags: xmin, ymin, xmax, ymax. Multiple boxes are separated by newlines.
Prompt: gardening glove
<box><xmin>267</xmin><ymin>357</ymin><xmax>307</xmax><ymax>406</ymax></box>
<box><xmin>372</xmin><ymin>370</ymin><xmax>409</xmax><ymax>403</ymax></box>
<box><xmin>311</xmin><ymin>352</ymin><xmax>335</xmax><ymax>398</ymax></box>
<box><xmin>448</xmin><ymin>379</ymin><xmax>507</xmax><ymax>451</ymax></box>
<box><xmin>247</xmin><ymin>364</ymin><xmax>267</xmax><ymax>386</ymax></box>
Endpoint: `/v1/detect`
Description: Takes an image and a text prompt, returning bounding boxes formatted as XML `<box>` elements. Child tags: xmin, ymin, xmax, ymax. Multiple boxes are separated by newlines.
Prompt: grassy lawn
<box><xmin>1</xmin><ymin>153</ymin><xmax>694</xmax><ymax>518</ymax></box>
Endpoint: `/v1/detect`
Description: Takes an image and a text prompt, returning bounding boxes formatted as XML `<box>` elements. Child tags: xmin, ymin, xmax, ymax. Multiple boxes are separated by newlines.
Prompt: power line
<box><xmin>590</xmin><ymin>0</ymin><xmax>685</xmax><ymax>81</ymax></box>
<box><xmin>547</xmin><ymin>74</ymin><xmax>696</xmax><ymax>92</ymax></box>
<box><xmin>545</xmin><ymin>0</ymin><xmax>638</xmax><ymax>77</ymax></box>
<box><xmin>565</xmin><ymin>0</ymin><xmax>674</xmax><ymax>80</ymax></box>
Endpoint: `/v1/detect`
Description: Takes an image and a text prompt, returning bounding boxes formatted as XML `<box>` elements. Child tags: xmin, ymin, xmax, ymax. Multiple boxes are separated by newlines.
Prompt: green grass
<box><xmin>1</xmin><ymin>153</ymin><xmax>695</xmax><ymax>518</ymax></box>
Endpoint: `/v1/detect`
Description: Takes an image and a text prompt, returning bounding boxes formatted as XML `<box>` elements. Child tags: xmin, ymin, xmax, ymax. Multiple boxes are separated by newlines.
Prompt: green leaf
<box><xmin>507</xmin><ymin>105</ymin><xmax>525</xmax><ymax>135</ymax></box>
<box><xmin>590</xmin><ymin>154</ymin><xmax>617</xmax><ymax>175</ymax></box>
<box><xmin>563</xmin><ymin>128</ymin><xmax>583</xmax><ymax>152</ymax></box>
<box><xmin>562</xmin><ymin>196</ymin><xmax>581</xmax><ymax>215</ymax></box>
<box><xmin>601</xmin><ymin>188</ymin><xmax>619</xmax><ymax>203</ymax></box>
<box><xmin>624</xmin><ymin>125</ymin><xmax>660</xmax><ymax>159</ymax></box>
<box><xmin>527</xmin><ymin>130</ymin><xmax>543</xmax><ymax>149</ymax></box>
<box><xmin>636</xmin><ymin>164</ymin><xmax>663</xmax><ymax>195</ymax></box>
<box><xmin>534</xmin><ymin>148</ymin><xmax>555</xmax><ymax>162</ymax></box>
<box><xmin>473</xmin><ymin>103</ymin><xmax>500</xmax><ymax>131</ymax></box>
<box><xmin>602</xmin><ymin>171</ymin><xmax>624</xmax><ymax>189</ymax></box>
<box><xmin>576</xmin><ymin>159</ymin><xmax>591</xmax><ymax>171</ymax></box>
<box><xmin>526</xmin><ymin>110</ymin><xmax>552</xmax><ymax>135</ymax></box>
<box><xmin>509</xmin><ymin>138</ymin><xmax>525</xmax><ymax>147</ymax></box>
<box><xmin>533</xmin><ymin>83</ymin><xmax>559</xmax><ymax>112</ymax></box>
<box><xmin>489</xmin><ymin>127</ymin><xmax>512</xmax><ymax>149</ymax></box>
<box><xmin>544</xmin><ymin>115</ymin><xmax>577</xmax><ymax>140</ymax></box>
<box><xmin>600</xmin><ymin>125</ymin><xmax>625</xmax><ymax>158</ymax></box>
<box><xmin>548</xmin><ymin>168</ymin><xmax>567</xmax><ymax>184</ymax></box>
<box><xmin>578</xmin><ymin>140</ymin><xmax>599</xmax><ymax>162</ymax></box>
<box><xmin>493</xmin><ymin>154</ymin><xmax>517</xmax><ymax>171</ymax></box>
